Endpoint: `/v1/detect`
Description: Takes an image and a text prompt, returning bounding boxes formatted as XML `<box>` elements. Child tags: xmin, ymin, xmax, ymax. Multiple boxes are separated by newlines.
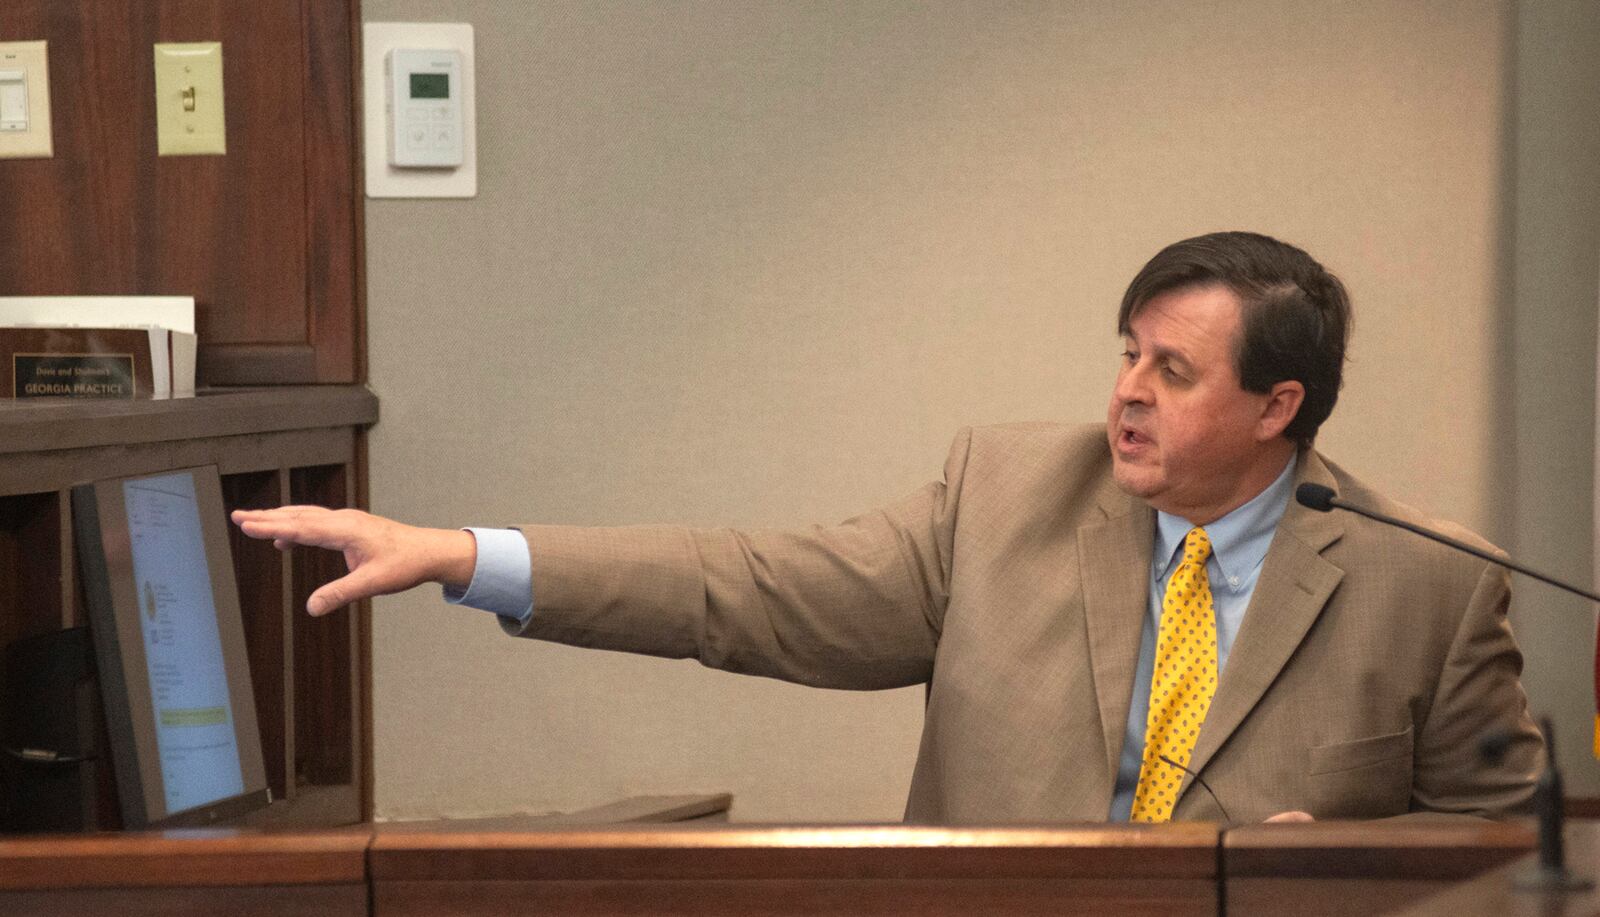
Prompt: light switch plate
<box><xmin>154</xmin><ymin>42</ymin><xmax>226</xmax><ymax>156</ymax></box>
<box><xmin>363</xmin><ymin>22</ymin><xmax>476</xmax><ymax>198</ymax></box>
<box><xmin>0</xmin><ymin>40</ymin><xmax>53</xmax><ymax>159</ymax></box>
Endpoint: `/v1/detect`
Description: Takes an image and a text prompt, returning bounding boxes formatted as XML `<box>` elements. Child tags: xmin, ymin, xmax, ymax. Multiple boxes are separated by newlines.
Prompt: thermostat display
<box><xmin>387</xmin><ymin>48</ymin><xmax>463</xmax><ymax>168</ymax></box>
<box><xmin>410</xmin><ymin>73</ymin><xmax>449</xmax><ymax>100</ymax></box>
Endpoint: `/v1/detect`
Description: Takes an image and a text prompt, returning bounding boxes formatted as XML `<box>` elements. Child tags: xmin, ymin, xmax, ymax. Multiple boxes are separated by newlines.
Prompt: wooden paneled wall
<box><xmin>0</xmin><ymin>0</ymin><xmax>363</xmax><ymax>385</ymax></box>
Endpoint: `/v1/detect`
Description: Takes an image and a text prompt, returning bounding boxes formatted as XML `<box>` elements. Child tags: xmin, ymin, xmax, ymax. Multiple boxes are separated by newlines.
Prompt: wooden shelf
<box><xmin>0</xmin><ymin>0</ymin><xmax>371</xmax><ymax>836</ymax></box>
<box><xmin>0</xmin><ymin>386</ymin><xmax>376</xmax><ymax>832</ymax></box>
<box><xmin>0</xmin><ymin>386</ymin><xmax>377</xmax><ymax>456</ymax></box>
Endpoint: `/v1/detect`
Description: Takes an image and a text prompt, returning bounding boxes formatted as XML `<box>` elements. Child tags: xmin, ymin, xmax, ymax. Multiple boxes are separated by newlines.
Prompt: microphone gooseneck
<box><xmin>1292</xmin><ymin>485</ymin><xmax>1600</xmax><ymax>604</ymax></box>
<box><xmin>1157</xmin><ymin>754</ymin><xmax>1232</xmax><ymax>824</ymax></box>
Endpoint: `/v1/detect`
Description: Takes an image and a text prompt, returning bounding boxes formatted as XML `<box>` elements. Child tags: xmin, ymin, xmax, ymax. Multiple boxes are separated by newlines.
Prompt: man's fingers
<box><xmin>232</xmin><ymin>505</ymin><xmax>333</xmax><ymax>527</ymax></box>
<box><xmin>233</xmin><ymin>506</ymin><xmax>362</xmax><ymax>551</ymax></box>
<box><xmin>307</xmin><ymin>565</ymin><xmax>385</xmax><ymax>616</ymax></box>
<box><xmin>233</xmin><ymin>507</ymin><xmax>442</xmax><ymax>615</ymax></box>
<box><xmin>306</xmin><ymin>588</ymin><xmax>339</xmax><ymax>617</ymax></box>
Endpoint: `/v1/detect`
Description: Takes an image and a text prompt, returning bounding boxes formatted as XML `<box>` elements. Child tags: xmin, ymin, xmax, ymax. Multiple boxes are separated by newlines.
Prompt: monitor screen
<box><xmin>73</xmin><ymin>465</ymin><xmax>270</xmax><ymax>829</ymax></box>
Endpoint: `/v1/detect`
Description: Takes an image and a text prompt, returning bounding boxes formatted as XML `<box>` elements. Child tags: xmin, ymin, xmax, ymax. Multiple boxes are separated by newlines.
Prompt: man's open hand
<box><xmin>231</xmin><ymin>506</ymin><xmax>476</xmax><ymax>616</ymax></box>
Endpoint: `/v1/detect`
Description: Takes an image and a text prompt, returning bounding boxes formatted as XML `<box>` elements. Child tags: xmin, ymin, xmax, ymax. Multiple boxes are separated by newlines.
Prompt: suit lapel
<box><xmin>1078</xmin><ymin>479</ymin><xmax>1155</xmax><ymax>781</ymax></box>
<box><xmin>1179</xmin><ymin>452</ymin><xmax>1347</xmax><ymax>802</ymax></box>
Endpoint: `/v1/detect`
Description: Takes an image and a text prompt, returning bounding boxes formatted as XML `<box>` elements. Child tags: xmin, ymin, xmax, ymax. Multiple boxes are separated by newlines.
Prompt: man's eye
<box><xmin>1122</xmin><ymin>350</ymin><xmax>1138</xmax><ymax>364</ymax></box>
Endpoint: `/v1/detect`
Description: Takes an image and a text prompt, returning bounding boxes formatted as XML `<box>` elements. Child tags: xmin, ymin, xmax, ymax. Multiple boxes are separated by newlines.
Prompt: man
<box><xmin>235</xmin><ymin>231</ymin><xmax>1541</xmax><ymax>823</ymax></box>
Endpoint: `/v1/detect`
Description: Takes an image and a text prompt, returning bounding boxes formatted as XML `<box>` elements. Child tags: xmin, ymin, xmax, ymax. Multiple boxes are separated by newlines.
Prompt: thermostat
<box><xmin>387</xmin><ymin>48</ymin><xmax>463</xmax><ymax>168</ymax></box>
<box><xmin>0</xmin><ymin>69</ymin><xmax>28</xmax><ymax>132</ymax></box>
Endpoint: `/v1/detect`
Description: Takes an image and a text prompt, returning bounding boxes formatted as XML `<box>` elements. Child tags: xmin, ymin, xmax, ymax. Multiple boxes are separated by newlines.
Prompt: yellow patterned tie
<box><xmin>1131</xmin><ymin>527</ymin><xmax>1218</xmax><ymax>823</ymax></box>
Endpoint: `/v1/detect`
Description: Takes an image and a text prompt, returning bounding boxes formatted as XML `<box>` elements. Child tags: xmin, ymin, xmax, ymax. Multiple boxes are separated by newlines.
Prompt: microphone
<box><xmin>1304</xmin><ymin>482</ymin><xmax>1597</xmax><ymax>894</ymax></box>
<box><xmin>1481</xmin><ymin>718</ymin><xmax>1593</xmax><ymax>891</ymax></box>
<box><xmin>1293</xmin><ymin>483</ymin><xmax>1600</xmax><ymax>604</ymax></box>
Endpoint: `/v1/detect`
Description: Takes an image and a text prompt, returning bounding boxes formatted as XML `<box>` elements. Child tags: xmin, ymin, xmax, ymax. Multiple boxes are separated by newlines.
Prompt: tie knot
<box><xmin>1184</xmin><ymin>527</ymin><xmax>1213</xmax><ymax>564</ymax></box>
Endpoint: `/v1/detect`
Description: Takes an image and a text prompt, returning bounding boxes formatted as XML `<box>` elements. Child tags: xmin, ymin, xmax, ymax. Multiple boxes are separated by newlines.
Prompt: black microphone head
<box><xmin>1295</xmin><ymin>483</ymin><xmax>1337</xmax><ymax>512</ymax></box>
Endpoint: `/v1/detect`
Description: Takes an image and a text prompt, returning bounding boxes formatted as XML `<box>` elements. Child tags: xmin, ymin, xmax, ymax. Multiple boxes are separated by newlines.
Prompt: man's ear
<box><xmin>1257</xmin><ymin>380</ymin><xmax>1305</xmax><ymax>442</ymax></box>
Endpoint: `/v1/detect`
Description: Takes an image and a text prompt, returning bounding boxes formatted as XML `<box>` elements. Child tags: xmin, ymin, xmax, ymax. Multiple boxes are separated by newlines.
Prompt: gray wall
<box><xmin>1505</xmin><ymin>0</ymin><xmax>1600</xmax><ymax>795</ymax></box>
<box><xmin>360</xmin><ymin>0</ymin><xmax>1600</xmax><ymax>820</ymax></box>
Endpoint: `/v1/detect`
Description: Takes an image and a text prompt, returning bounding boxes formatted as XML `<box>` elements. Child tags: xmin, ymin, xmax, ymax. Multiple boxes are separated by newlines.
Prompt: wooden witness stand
<box><xmin>0</xmin><ymin>812</ymin><xmax>1544</xmax><ymax>917</ymax></box>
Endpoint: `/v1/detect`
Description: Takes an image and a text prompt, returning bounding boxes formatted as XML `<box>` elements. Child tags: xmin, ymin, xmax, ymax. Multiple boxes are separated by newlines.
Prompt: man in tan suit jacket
<box><xmin>510</xmin><ymin>423</ymin><xmax>1539</xmax><ymax>822</ymax></box>
<box><xmin>236</xmin><ymin>231</ymin><xmax>1542</xmax><ymax>822</ymax></box>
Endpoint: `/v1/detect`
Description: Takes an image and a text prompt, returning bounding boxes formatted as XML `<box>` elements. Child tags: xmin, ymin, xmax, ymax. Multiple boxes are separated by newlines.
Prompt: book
<box><xmin>0</xmin><ymin>326</ymin><xmax>195</xmax><ymax>399</ymax></box>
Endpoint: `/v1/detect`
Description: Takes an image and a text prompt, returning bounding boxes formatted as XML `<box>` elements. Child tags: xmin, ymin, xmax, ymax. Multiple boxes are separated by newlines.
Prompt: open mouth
<box><xmin>1121</xmin><ymin>427</ymin><xmax>1150</xmax><ymax>447</ymax></box>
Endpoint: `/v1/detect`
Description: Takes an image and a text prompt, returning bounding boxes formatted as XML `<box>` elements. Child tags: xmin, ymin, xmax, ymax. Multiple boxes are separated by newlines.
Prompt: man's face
<box><xmin>1105</xmin><ymin>283</ymin><xmax>1283</xmax><ymax>524</ymax></box>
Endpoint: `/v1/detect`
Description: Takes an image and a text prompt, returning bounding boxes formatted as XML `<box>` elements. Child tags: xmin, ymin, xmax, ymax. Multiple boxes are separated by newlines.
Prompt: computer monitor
<box><xmin>72</xmin><ymin>465</ymin><xmax>271</xmax><ymax>829</ymax></box>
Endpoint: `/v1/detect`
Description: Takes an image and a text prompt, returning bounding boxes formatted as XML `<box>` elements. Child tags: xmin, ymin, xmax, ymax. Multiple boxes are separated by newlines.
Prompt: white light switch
<box><xmin>0</xmin><ymin>41</ymin><xmax>52</xmax><ymax>159</ymax></box>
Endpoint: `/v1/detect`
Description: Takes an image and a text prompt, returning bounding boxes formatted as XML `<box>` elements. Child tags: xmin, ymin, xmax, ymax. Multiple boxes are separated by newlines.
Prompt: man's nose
<box><xmin>1114</xmin><ymin>362</ymin><xmax>1152</xmax><ymax>405</ymax></box>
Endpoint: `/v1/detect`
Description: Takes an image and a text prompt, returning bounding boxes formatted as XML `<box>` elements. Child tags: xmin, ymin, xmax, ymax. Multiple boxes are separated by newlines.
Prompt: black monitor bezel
<box><xmin>72</xmin><ymin>464</ymin><xmax>271</xmax><ymax>829</ymax></box>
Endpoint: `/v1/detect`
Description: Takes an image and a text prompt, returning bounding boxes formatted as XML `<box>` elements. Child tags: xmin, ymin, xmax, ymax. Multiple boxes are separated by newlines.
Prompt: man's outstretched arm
<box><xmin>231</xmin><ymin>506</ymin><xmax>477</xmax><ymax>615</ymax></box>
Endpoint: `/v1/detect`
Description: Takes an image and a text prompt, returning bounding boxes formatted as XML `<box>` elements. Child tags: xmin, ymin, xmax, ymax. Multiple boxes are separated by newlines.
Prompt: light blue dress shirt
<box><xmin>1106</xmin><ymin>455</ymin><xmax>1297</xmax><ymax>820</ymax></box>
<box><xmin>448</xmin><ymin>457</ymin><xmax>1297</xmax><ymax>821</ymax></box>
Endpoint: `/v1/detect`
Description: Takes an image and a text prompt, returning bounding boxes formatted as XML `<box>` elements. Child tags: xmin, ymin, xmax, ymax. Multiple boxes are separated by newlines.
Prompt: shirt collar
<box><xmin>1152</xmin><ymin>454</ymin><xmax>1298</xmax><ymax>592</ymax></box>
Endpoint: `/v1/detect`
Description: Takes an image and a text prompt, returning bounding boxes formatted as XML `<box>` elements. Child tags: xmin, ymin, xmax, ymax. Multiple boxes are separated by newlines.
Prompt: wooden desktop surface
<box><xmin>1395</xmin><ymin>820</ymin><xmax>1600</xmax><ymax>916</ymax></box>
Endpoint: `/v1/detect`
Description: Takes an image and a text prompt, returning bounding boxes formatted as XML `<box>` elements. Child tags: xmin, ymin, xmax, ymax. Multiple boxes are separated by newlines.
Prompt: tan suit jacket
<box><xmin>511</xmin><ymin>423</ymin><xmax>1541</xmax><ymax>822</ymax></box>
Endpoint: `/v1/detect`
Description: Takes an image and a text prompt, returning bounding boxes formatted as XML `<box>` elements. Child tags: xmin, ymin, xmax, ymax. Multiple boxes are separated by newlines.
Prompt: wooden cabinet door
<box><xmin>0</xmin><ymin>0</ymin><xmax>362</xmax><ymax>384</ymax></box>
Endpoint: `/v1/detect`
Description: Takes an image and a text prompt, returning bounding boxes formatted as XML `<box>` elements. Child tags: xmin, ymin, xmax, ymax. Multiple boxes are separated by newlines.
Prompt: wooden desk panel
<box><xmin>4</xmin><ymin>818</ymin><xmax>1549</xmax><ymax>916</ymax></box>
<box><xmin>0</xmin><ymin>884</ymin><xmax>366</xmax><ymax>917</ymax></box>
<box><xmin>375</xmin><ymin>877</ymin><xmax>1210</xmax><ymax>917</ymax></box>
<box><xmin>368</xmin><ymin>823</ymin><xmax>1221</xmax><ymax>916</ymax></box>
<box><xmin>0</xmin><ymin>828</ymin><xmax>369</xmax><ymax>917</ymax></box>
<box><xmin>1224</xmin><ymin>821</ymin><xmax>1535</xmax><ymax>916</ymax></box>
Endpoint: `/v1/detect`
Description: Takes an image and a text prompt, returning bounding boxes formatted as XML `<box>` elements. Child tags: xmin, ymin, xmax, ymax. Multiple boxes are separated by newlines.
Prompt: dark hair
<box><xmin>1116</xmin><ymin>231</ymin><xmax>1351</xmax><ymax>448</ymax></box>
